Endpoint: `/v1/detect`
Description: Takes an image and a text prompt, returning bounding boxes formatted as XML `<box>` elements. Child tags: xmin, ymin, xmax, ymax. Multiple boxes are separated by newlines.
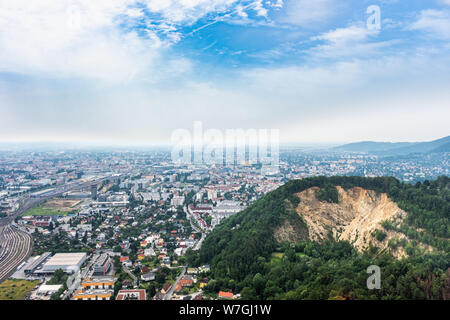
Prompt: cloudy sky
<box><xmin>0</xmin><ymin>0</ymin><xmax>449</xmax><ymax>145</ymax></box>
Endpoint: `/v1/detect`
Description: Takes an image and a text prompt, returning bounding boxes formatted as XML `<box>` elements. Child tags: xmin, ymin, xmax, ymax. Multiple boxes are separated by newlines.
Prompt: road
<box><xmin>0</xmin><ymin>224</ymin><xmax>33</xmax><ymax>283</ymax></box>
<box><xmin>123</xmin><ymin>264</ymin><xmax>138</xmax><ymax>288</ymax></box>
<box><xmin>194</xmin><ymin>233</ymin><xmax>206</xmax><ymax>251</ymax></box>
<box><xmin>184</xmin><ymin>205</ymin><xmax>203</xmax><ymax>233</ymax></box>
<box><xmin>183</xmin><ymin>205</ymin><xmax>207</xmax><ymax>251</ymax></box>
<box><xmin>163</xmin><ymin>266</ymin><xmax>186</xmax><ymax>300</ymax></box>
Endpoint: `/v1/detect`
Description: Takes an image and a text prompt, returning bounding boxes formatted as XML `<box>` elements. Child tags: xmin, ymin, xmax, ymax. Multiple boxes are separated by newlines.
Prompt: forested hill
<box><xmin>194</xmin><ymin>176</ymin><xmax>450</xmax><ymax>300</ymax></box>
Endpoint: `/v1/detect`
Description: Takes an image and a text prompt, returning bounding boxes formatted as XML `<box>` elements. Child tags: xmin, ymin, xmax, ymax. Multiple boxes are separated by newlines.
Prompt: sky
<box><xmin>0</xmin><ymin>0</ymin><xmax>449</xmax><ymax>145</ymax></box>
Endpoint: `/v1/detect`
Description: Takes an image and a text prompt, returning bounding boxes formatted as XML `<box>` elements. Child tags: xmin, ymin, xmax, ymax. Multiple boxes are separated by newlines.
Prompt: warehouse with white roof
<box><xmin>41</xmin><ymin>252</ymin><xmax>87</xmax><ymax>274</ymax></box>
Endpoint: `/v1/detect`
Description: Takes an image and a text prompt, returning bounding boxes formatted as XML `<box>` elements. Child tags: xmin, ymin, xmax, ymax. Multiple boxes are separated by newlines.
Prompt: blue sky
<box><xmin>0</xmin><ymin>0</ymin><xmax>449</xmax><ymax>144</ymax></box>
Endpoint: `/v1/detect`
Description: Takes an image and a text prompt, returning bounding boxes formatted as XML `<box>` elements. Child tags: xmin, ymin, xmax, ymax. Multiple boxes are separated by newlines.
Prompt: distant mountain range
<box><xmin>333</xmin><ymin>135</ymin><xmax>450</xmax><ymax>156</ymax></box>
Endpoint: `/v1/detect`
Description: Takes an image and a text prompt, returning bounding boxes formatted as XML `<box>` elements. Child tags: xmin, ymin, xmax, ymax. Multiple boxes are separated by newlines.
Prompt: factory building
<box><xmin>41</xmin><ymin>252</ymin><xmax>87</xmax><ymax>274</ymax></box>
<box><xmin>24</xmin><ymin>252</ymin><xmax>52</xmax><ymax>275</ymax></box>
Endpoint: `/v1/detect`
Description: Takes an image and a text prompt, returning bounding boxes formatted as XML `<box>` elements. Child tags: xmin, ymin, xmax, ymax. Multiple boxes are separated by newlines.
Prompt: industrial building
<box><xmin>41</xmin><ymin>252</ymin><xmax>87</xmax><ymax>274</ymax></box>
<box><xmin>24</xmin><ymin>252</ymin><xmax>52</xmax><ymax>275</ymax></box>
<box><xmin>36</xmin><ymin>284</ymin><xmax>63</xmax><ymax>297</ymax></box>
<box><xmin>93</xmin><ymin>253</ymin><xmax>112</xmax><ymax>276</ymax></box>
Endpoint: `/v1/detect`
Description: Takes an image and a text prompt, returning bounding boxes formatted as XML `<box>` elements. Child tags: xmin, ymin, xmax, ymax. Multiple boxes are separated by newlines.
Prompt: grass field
<box><xmin>0</xmin><ymin>279</ymin><xmax>40</xmax><ymax>300</ymax></box>
<box><xmin>22</xmin><ymin>198</ymin><xmax>80</xmax><ymax>216</ymax></box>
<box><xmin>271</xmin><ymin>252</ymin><xmax>283</xmax><ymax>259</ymax></box>
<box><xmin>22</xmin><ymin>205</ymin><xmax>70</xmax><ymax>216</ymax></box>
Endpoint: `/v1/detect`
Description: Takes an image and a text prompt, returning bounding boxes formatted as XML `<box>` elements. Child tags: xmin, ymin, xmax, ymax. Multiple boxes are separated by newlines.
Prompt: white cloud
<box><xmin>145</xmin><ymin>0</ymin><xmax>239</xmax><ymax>24</ymax></box>
<box><xmin>235</xmin><ymin>4</ymin><xmax>249</xmax><ymax>18</ymax></box>
<box><xmin>251</xmin><ymin>0</ymin><xmax>268</xmax><ymax>17</ymax></box>
<box><xmin>3</xmin><ymin>50</ymin><xmax>449</xmax><ymax>144</ymax></box>
<box><xmin>408</xmin><ymin>9</ymin><xmax>450</xmax><ymax>40</ymax></box>
<box><xmin>312</xmin><ymin>25</ymin><xmax>378</xmax><ymax>44</ymax></box>
<box><xmin>268</xmin><ymin>0</ymin><xmax>284</xmax><ymax>9</ymax></box>
<box><xmin>0</xmin><ymin>0</ymin><xmax>273</xmax><ymax>82</ymax></box>
<box><xmin>0</xmin><ymin>0</ymin><xmax>285</xmax><ymax>81</ymax></box>
<box><xmin>0</xmin><ymin>0</ymin><xmax>164</xmax><ymax>82</ymax></box>
<box><xmin>144</xmin><ymin>0</ymin><xmax>283</xmax><ymax>33</ymax></box>
<box><xmin>235</xmin><ymin>52</ymin><xmax>450</xmax><ymax>142</ymax></box>
<box><xmin>307</xmin><ymin>24</ymin><xmax>392</xmax><ymax>59</ymax></box>
<box><xmin>144</xmin><ymin>0</ymin><xmax>283</xmax><ymax>24</ymax></box>
<box><xmin>1</xmin><ymin>44</ymin><xmax>449</xmax><ymax>144</ymax></box>
<box><xmin>276</xmin><ymin>0</ymin><xmax>337</xmax><ymax>27</ymax></box>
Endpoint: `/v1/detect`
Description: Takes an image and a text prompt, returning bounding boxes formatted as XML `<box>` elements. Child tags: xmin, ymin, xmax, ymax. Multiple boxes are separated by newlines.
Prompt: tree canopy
<box><xmin>196</xmin><ymin>176</ymin><xmax>450</xmax><ymax>300</ymax></box>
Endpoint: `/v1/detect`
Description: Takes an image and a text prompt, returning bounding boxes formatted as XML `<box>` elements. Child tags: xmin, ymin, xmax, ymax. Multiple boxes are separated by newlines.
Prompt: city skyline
<box><xmin>1</xmin><ymin>1</ymin><xmax>450</xmax><ymax>144</ymax></box>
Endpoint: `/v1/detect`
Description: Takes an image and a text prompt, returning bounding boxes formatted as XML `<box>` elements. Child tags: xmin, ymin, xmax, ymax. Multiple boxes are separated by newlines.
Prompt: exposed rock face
<box><xmin>294</xmin><ymin>186</ymin><xmax>407</xmax><ymax>256</ymax></box>
<box><xmin>274</xmin><ymin>218</ymin><xmax>308</xmax><ymax>244</ymax></box>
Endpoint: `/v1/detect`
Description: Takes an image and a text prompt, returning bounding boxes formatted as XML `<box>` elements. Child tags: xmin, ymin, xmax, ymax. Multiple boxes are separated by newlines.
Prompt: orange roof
<box><xmin>120</xmin><ymin>256</ymin><xmax>129</xmax><ymax>262</ymax></box>
<box><xmin>218</xmin><ymin>291</ymin><xmax>233</xmax><ymax>299</ymax></box>
<box><xmin>82</xmin><ymin>281</ymin><xmax>115</xmax><ymax>287</ymax></box>
<box><xmin>73</xmin><ymin>293</ymin><xmax>112</xmax><ymax>299</ymax></box>
<box><xmin>175</xmin><ymin>279</ymin><xmax>193</xmax><ymax>291</ymax></box>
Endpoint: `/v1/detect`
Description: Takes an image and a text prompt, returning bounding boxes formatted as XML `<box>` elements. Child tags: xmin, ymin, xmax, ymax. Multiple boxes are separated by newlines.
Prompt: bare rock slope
<box><xmin>293</xmin><ymin>186</ymin><xmax>408</xmax><ymax>257</ymax></box>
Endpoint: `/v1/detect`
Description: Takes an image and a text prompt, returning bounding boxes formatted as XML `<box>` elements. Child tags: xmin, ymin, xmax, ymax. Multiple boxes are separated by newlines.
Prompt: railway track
<box><xmin>0</xmin><ymin>224</ymin><xmax>33</xmax><ymax>283</ymax></box>
<box><xmin>0</xmin><ymin>174</ymin><xmax>124</xmax><ymax>284</ymax></box>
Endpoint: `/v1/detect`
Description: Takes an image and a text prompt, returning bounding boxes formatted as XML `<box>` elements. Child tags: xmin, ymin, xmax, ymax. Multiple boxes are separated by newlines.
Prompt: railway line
<box><xmin>0</xmin><ymin>224</ymin><xmax>32</xmax><ymax>282</ymax></box>
<box><xmin>0</xmin><ymin>174</ymin><xmax>125</xmax><ymax>284</ymax></box>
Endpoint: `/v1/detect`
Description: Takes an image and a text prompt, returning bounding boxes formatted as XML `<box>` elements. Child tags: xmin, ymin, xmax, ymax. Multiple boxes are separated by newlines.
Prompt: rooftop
<box><xmin>116</xmin><ymin>289</ymin><xmax>147</xmax><ymax>301</ymax></box>
<box><xmin>43</xmin><ymin>252</ymin><xmax>86</xmax><ymax>267</ymax></box>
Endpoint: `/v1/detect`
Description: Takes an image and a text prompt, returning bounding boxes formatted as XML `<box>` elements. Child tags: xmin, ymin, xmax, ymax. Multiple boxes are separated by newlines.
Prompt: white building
<box><xmin>212</xmin><ymin>200</ymin><xmax>246</xmax><ymax>222</ymax></box>
<box><xmin>171</xmin><ymin>196</ymin><xmax>185</xmax><ymax>207</ymax></box>
<box><xmin>41</xmin><ymin>252</ymin><xmax>87</xmax><ymax>274</ymax></box>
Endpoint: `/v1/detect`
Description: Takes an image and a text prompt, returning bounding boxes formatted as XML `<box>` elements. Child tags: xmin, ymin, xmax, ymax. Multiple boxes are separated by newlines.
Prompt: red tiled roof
<box><xmin>218</xmin><ymin>291</ymin><xmax>233</xmax><ymax>299</ymax></box>
<box><xmin>174</xmin><ymin>279</ymin><xmax>193</xmax><ymax>292</ymax></box>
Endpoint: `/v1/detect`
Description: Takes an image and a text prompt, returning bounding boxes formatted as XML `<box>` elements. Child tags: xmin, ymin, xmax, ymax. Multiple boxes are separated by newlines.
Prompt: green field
<box><xmin>0</xmin><ymin>279</ymin><xmax>40</xmax><ymax>300</ymax></box>
<box><xmin>22</xmin><ymin>206</ymin><xmax>67</xmax><ymax>216</ymax></box>
<box><xmin>22</xmin><ymin>199</ymin><xmax>80</xmax><ymax>217</ymax></box>
<box><xmin>271</xmin><ymin>252</ymin><xmax>283</xmax><ymax>259</ymax></box>
<box><xmin>22</xmin><ymin>205</ymin><xmax>78</xmax><ymax>217</ymax></box>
